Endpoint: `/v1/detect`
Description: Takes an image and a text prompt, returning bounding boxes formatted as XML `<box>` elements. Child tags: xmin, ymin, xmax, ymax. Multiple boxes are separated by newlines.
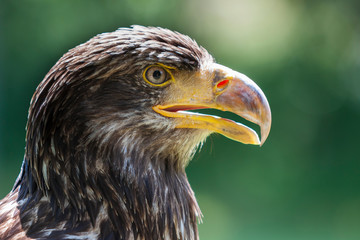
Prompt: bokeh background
<box><xmin>1</xmin><ymin>0</ymin><xmax>360</xmax><ymax>239</ymax></box>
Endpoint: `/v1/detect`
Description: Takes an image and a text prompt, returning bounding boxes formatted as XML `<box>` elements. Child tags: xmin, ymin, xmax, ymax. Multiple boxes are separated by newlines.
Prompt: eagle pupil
<box><xmin>153</xmin><ymin>70</ymin><xmax>162</xmax><ymax>80</ymax></box>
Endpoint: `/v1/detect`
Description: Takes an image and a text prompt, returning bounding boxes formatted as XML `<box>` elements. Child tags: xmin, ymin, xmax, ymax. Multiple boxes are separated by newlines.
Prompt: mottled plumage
<box><xmin>0</xmin><ymin>25</ymin><xmax>271</xmax><ymax>240</ymax></box>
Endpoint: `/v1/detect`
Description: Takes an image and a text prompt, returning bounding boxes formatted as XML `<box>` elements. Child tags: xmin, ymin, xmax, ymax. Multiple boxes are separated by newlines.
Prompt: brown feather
<box><xmin>0</xmin><ymin>26</ymin><xmax>214</xmax><ymax>240</ymax></box>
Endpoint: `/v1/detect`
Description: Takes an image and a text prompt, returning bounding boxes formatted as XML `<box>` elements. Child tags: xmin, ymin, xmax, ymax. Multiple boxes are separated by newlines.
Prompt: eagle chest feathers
<box><xmin>0</xmin><ymin>26</ymin><xmax>271</xmax><ymax>240</ymax></box>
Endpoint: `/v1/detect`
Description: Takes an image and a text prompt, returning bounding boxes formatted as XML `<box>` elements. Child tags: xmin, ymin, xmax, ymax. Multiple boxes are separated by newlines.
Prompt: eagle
<box><xmin>0</xmin><ymin>26</ymin><xmax>271</xmax><ymax>240</ymax></box>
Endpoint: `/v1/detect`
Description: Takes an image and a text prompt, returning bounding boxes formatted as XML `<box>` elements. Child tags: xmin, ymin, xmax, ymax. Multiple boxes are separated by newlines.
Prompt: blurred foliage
<box><xmin>1</xmin><ymin>0</ymin><xmax>360</xmax><ymax>239</ymax></box>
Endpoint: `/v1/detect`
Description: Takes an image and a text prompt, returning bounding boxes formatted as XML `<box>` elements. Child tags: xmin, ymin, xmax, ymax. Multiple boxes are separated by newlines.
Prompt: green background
<box><xmin>1</xmin><ymin>0</ymin><xmax>360</xmax><ymax>239</ymax></box>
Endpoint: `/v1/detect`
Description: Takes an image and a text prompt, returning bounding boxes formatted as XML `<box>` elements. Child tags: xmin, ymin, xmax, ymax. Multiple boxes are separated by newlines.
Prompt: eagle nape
<box><xmin>0</xmin><ymin>25</ymin><xmax>271</xmax><ymax>240</ymax></box>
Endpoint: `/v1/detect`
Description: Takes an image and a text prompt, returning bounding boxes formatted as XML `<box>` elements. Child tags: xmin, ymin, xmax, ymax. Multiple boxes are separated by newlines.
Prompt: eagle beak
<box><xmin>213</xmin><ymin>65</ymin><xmax>271</xmax><ymax>145</ymax></box>
<box><xmin>153</xmin><ymin>63</ymin><xmax>272</xmax><ymax>145</ymax></box>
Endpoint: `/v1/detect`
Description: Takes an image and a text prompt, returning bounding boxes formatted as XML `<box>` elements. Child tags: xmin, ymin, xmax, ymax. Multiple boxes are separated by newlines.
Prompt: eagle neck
<box><xmin>15</xmin><ymin>135</ymin><xmax>202</xmax><ymax>240</ymax></box>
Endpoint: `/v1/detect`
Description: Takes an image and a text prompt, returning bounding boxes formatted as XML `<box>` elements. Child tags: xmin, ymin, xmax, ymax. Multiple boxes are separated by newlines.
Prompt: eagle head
<box><xmin>2</xmin><ymin>26</ymin><xmax>271</xmax><ymax>240</ymax></box>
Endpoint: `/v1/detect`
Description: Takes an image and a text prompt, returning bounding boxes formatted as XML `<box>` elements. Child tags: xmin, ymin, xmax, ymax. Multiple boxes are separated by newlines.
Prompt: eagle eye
<box><xmin>143</xmin><ymin>65</ymin><xmax>172</xmax><ymax>86</ymax></box>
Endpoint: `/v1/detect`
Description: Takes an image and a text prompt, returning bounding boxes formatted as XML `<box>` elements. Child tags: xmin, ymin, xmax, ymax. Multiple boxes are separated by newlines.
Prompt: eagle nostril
<box><xmin>214</xmin><ymin>79</ymin><xmax>230</xmax><ymax>93</ymax></box>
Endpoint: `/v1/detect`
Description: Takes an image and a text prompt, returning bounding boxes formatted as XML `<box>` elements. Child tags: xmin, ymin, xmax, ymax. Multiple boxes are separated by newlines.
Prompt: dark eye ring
<box><xmin>144</xmin><ymin>66</ymin><xmax>171</xmax><ymax>86</ymax></box>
